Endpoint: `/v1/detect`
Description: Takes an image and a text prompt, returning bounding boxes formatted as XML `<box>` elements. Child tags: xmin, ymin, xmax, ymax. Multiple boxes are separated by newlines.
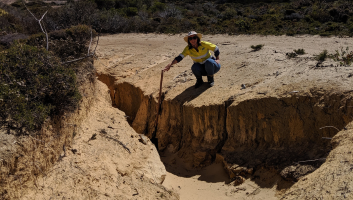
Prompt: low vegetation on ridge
<box><xmin>0</xmin><ymin>23</ymin><xmax>96</xmax><ymax>135</ymax></box>
<box><xmin>2</xmin><ymin>0</ymin><xmax>353</xmax><ymax>36</ymax></box>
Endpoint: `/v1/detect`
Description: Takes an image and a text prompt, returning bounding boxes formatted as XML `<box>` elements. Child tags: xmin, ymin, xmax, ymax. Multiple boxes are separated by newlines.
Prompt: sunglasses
<box><xmin>188</xmin><ymin>36</ymin><xmax>198</xmax><ymax>41</ymax></box>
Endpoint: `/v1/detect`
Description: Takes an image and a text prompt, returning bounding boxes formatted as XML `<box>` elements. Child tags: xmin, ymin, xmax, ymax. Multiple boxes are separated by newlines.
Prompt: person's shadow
<box><xmin>172</xmin><ymin>83</ymin><xmax>210</xmax><ymax>103</ymax></box>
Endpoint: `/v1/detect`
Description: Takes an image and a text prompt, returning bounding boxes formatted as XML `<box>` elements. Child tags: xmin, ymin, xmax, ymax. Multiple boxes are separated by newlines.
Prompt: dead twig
<box><xmin>57</xmin><ymin>145</ymin><xmax>66</xmax><ymax>161</ymax></box>
<box><xmin>322</xmin><ymin>137</ymin><xmax>332</xmax><ymax>140</ymax></box>
<box><xmin>320</xmin><ymin>126</ymin><xmax>340</xmax><ymax>132</ymax></box>
<box><xmin>99</xmin><ymin>133</ymin><xmax>131</xmax><ymax>154</ymax></box>
<box><xmin>88</xmin><ymin>28</ymin><xmax>93</xmax><ymax>56</ymax></box>
<box><xmin>296</xmin><ymin>158</ymin><xmax>326</xmax><ymax>164</ymax></box>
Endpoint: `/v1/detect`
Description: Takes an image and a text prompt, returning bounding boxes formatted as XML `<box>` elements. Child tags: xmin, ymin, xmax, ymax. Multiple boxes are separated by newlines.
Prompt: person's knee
<box><xmin>205</xmin><ymin>60</ymin><xmax>213</xmax><ymax>66</ymax></box>
<box><xmin>191</xmin><ymin>65</ymin><xmax>198</xmax><ymax>74</ymax></box>
<box><xmin>191</xmin><ymin>64</ymin><xmax>197</xmax><ymax>71</ymax></box>
<box><xmin>191</xmin><ymin>64</ymin><xmax>202</xmax><ymax>77</ymax></box>
<box><xmin>204</xmin><ymin>61</ymin><xmax>215</xmax><ymax>72</ymax></box>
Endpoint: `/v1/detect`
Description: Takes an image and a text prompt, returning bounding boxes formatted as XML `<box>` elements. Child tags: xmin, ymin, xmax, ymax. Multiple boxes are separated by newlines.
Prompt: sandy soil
<box><xmin>21</xmin><ymin>81</ymin><xmax>178</xmax><ymax>200</ymax></box>
<box><xmin>161</xmin><ymin>148</ymin><xmax>285</xmax><ymax>200</ymax></box>
<box><xmin>95</xmin><ymin>33</ymin><xmax>353</xmax><ymax>113</ymax></box>
<box><xmin>8</xmin><ymin>33</ymin><xmax>353</xmax><ymax>200</ymax></box>
<box><xmin>93</xmin><ymin>33</ymin><xmax>353</xmax><ymax>200</ymax></box>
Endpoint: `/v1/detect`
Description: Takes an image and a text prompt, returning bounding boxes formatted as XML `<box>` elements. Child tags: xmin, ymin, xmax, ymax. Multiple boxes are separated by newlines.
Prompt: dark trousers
<box><xmin>191</xmin><ymin>57</ymin><xmax>221</xmax><ymax>78</ymax></box>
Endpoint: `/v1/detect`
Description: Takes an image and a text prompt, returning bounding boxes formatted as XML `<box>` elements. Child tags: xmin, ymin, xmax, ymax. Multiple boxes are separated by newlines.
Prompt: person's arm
<box><xmin>215</xmin><ymin>55</ymin><xmax>220</xmax><ymax>64</ymax></box>
<box><xmin>202</xmin><ymin>41</ymin><xmax>220</xmax><ymax>63</ymax></box>
<box><xmin>163</xmin><ymin>59</ymin><xmax>178</xmax><ymax>72</ymax></box>
<box><xmin>215</xmin><ymin>48</ymin><xmax>220</xmax><ymax>64</ymax></box>
<box><xmin>163</xmin><ymin>50</ymin><xmax>186</xmax><ymax>72</ymax></box>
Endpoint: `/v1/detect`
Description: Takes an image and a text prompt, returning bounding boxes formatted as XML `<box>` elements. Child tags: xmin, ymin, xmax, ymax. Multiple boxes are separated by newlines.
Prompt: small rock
<box><xmin>138</xmin><ymin>134</ymin><xmax>149</xmax><ymax>145</ymax></box>
<box><xmin>233</xmin><ymin>176</ymin><xmax>246</xmax><ymax>186</ymax></box>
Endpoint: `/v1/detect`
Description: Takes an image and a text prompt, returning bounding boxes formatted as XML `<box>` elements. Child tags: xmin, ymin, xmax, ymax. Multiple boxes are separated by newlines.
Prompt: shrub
<box><xmin>0</xmin><ymin>8</ymin><xmax>7</xmax><ymax>15</ymax></box>
<box><xmin>315</xmin><ymin>50</ymin><xmax>328</xmax><ymax>62</ymax></box>
<box><xmin>117</xmin><ymin>7</ymin><xmax>139</xmax><ymax>17</ymax></box>
<box><xmin>310</xmin><ymin>9</ymin><xmax>332</xmax><ymax>23</ymax></box>
<box><xmin>158</xmin><ymin>4</ymin><xmax>182</xmax><ymax>20</ymax></box>
<box><xmin>0</xmin><ymin>43</ymin><xmax>81</xmax><ymax>134</ymax></box>
<box><xmin>45</xmin><ymin>1</ymin><xmax>97</xmax><ymax>30</ymax></box>
<box><xmin>286</xmin><ymin>52</ymin><xmax>297</xmax><ymax>58</ymax></box>
<box><xmin>150</xmin><ymin>2</ymin><xmax>166</xmax><ymax>13</ymax></box>
<box><xmin>330</xmin><ymin>47</ymin><xmax>353</xmax><ymax>66</ymax></box>
<box><xmin>24</xmin><ymin>25</ymin><xmax>96</xmax><ymax>62</ymax></box>
<box><xmin>91</xmin><ymin>10</ymin><xmax>128</xmax><ymax>33</ymax></box>
<box><xmin>236</xmin><ymin>18</ymin><xmax>254</xmax><ymax>32</ymax></box>
<box><xmin>251</xmin><ymin>44</ymin><xmax>264</xmax><ymax>51</ymax></box>
<box><xmin>222</xmin><ymin>7</ymin><xmax>238</xmax><ymax>20</ymax></box>
<box><xmin>294</xmin><ymin>48</ymin><xmax>305</xmax><ymax>55</ymax></box>
<box><xmin>94</xmin><ymin>0</ymin><xmax>115</xmax><ymax>10</ymax></box>
<box><xmin>0</xmin><ymin>13</ymin><xmax>24</xmax><ymax>34</ymax></box>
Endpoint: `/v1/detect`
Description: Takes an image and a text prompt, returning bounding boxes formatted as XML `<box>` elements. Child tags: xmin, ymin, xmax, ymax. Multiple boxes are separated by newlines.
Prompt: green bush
<box><xmin>0</xmin><ymin>13</ymin><xmax>24</xmax><ymax>34</ymax></box>
<box><xmin>315</xmin><ymin>50</ymin><xmax>328</xmax><ymax>62</ymax></box>
<box><xmin>310</xmin><ymin>9</ymin><xmax>332</xmax><ymax>23</ymax></box>
<box><xmin>6</xmin><ymin>0</ymin><xmax>353</xmax><ymax>37</ymax></box>
<box><xmin>236</xmin><ymin>18</ymin><xmax>254</xmax><ymax>32</ymax></box>
<box><xmin>0</xmin><ymin>43</ymin><xmax>81</xmax><ymax>134</ymax></box>
<box><xmin>330</xmin><ymin>47</ymin><xmax>353</xmax><ymax>66</ymax></box>
<box><xmin>24</xmin><ymin>25</ymin><xmax>96</xmax><ymax>62</ymax></box>
<box><xmin>222</xmin><ymin>7</ymin><xmax>238</xmax><ymax>20</ymax></box>
<box><xmin>94</xmin><ymin>0</ymin><xmax>116</xmax><ymax>10</ymax></box>
<box><xmin>65</xmin><ymin>24</ymin><xmax>94</xmax><ymax>42</ymax></box>
<box><xmin>150</xmin><ymin>2</ymin><xmax>165</xmax><ymax>13</ymax></box>
<box><xmin>286</xmin><ymin>52</ymin><xmax>297</xmax><ymax>58</ymax></box>
<box><xmin>294</xmin><ymin>48</ymin><xmax>305</xmax><ymax>55</ymax></box>
<box><xmin>126</xmin><ymin>7</ymin><xmax>138</xmax><ymax>16</ymax></box>
<box><xmin>250</xmin><ymin>44</ymin><xmax>264</xmax><ymax>51</ymax></box>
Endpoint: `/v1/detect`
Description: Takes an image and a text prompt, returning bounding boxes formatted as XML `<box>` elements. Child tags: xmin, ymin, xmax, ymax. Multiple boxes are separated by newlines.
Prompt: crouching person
<box><xmin>163</xmin><ymin>31</ymin><xmax>221</xmax><ymax>88</ymax></box>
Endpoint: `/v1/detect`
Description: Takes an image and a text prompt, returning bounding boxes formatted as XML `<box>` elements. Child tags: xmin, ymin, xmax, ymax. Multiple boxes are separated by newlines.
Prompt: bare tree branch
<box><xmin>22</xmin><ymin>1</ymin><xmax>49</xmax><ymax>51</ymax></box>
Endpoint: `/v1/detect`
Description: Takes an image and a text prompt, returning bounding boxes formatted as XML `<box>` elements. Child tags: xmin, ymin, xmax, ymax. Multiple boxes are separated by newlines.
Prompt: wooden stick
<box><xmin>151</xmin><ymin>70</ymin><xmax>164</xmax><ymax>146</ymax></box>
<box><xmin>157</xmin><ymin>70</ymin><xmax>164</xmax><ymax>118</ymax></box>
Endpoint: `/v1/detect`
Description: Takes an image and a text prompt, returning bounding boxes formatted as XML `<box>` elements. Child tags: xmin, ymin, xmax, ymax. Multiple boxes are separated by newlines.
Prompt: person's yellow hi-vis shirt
<box><xmin>179</xmin><ymin>41</ymin><xmax>219</xmax><ymax>64</ymax></box>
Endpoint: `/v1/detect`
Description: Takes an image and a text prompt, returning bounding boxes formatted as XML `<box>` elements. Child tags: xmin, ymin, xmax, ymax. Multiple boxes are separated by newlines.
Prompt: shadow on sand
<box><xmin>172</xmin><ymin>83</ymin><xmax>210</xmax><ymax>103</ymax></box>
<box><xmin>160</xmin><ymin>151</ymin><xmax>230</xmax><ymax>184</ymax></box>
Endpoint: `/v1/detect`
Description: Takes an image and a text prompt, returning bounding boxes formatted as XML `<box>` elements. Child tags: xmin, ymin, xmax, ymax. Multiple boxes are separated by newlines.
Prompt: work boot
<box><xmin>207</xmin><ymin>75</ymin><xmax>214</xmax><ymax>87</ymax></box>
<box><xmin>195</xmin><ymin>77</ymin><xmax>204</xmax><ymax>88</ymax></box>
